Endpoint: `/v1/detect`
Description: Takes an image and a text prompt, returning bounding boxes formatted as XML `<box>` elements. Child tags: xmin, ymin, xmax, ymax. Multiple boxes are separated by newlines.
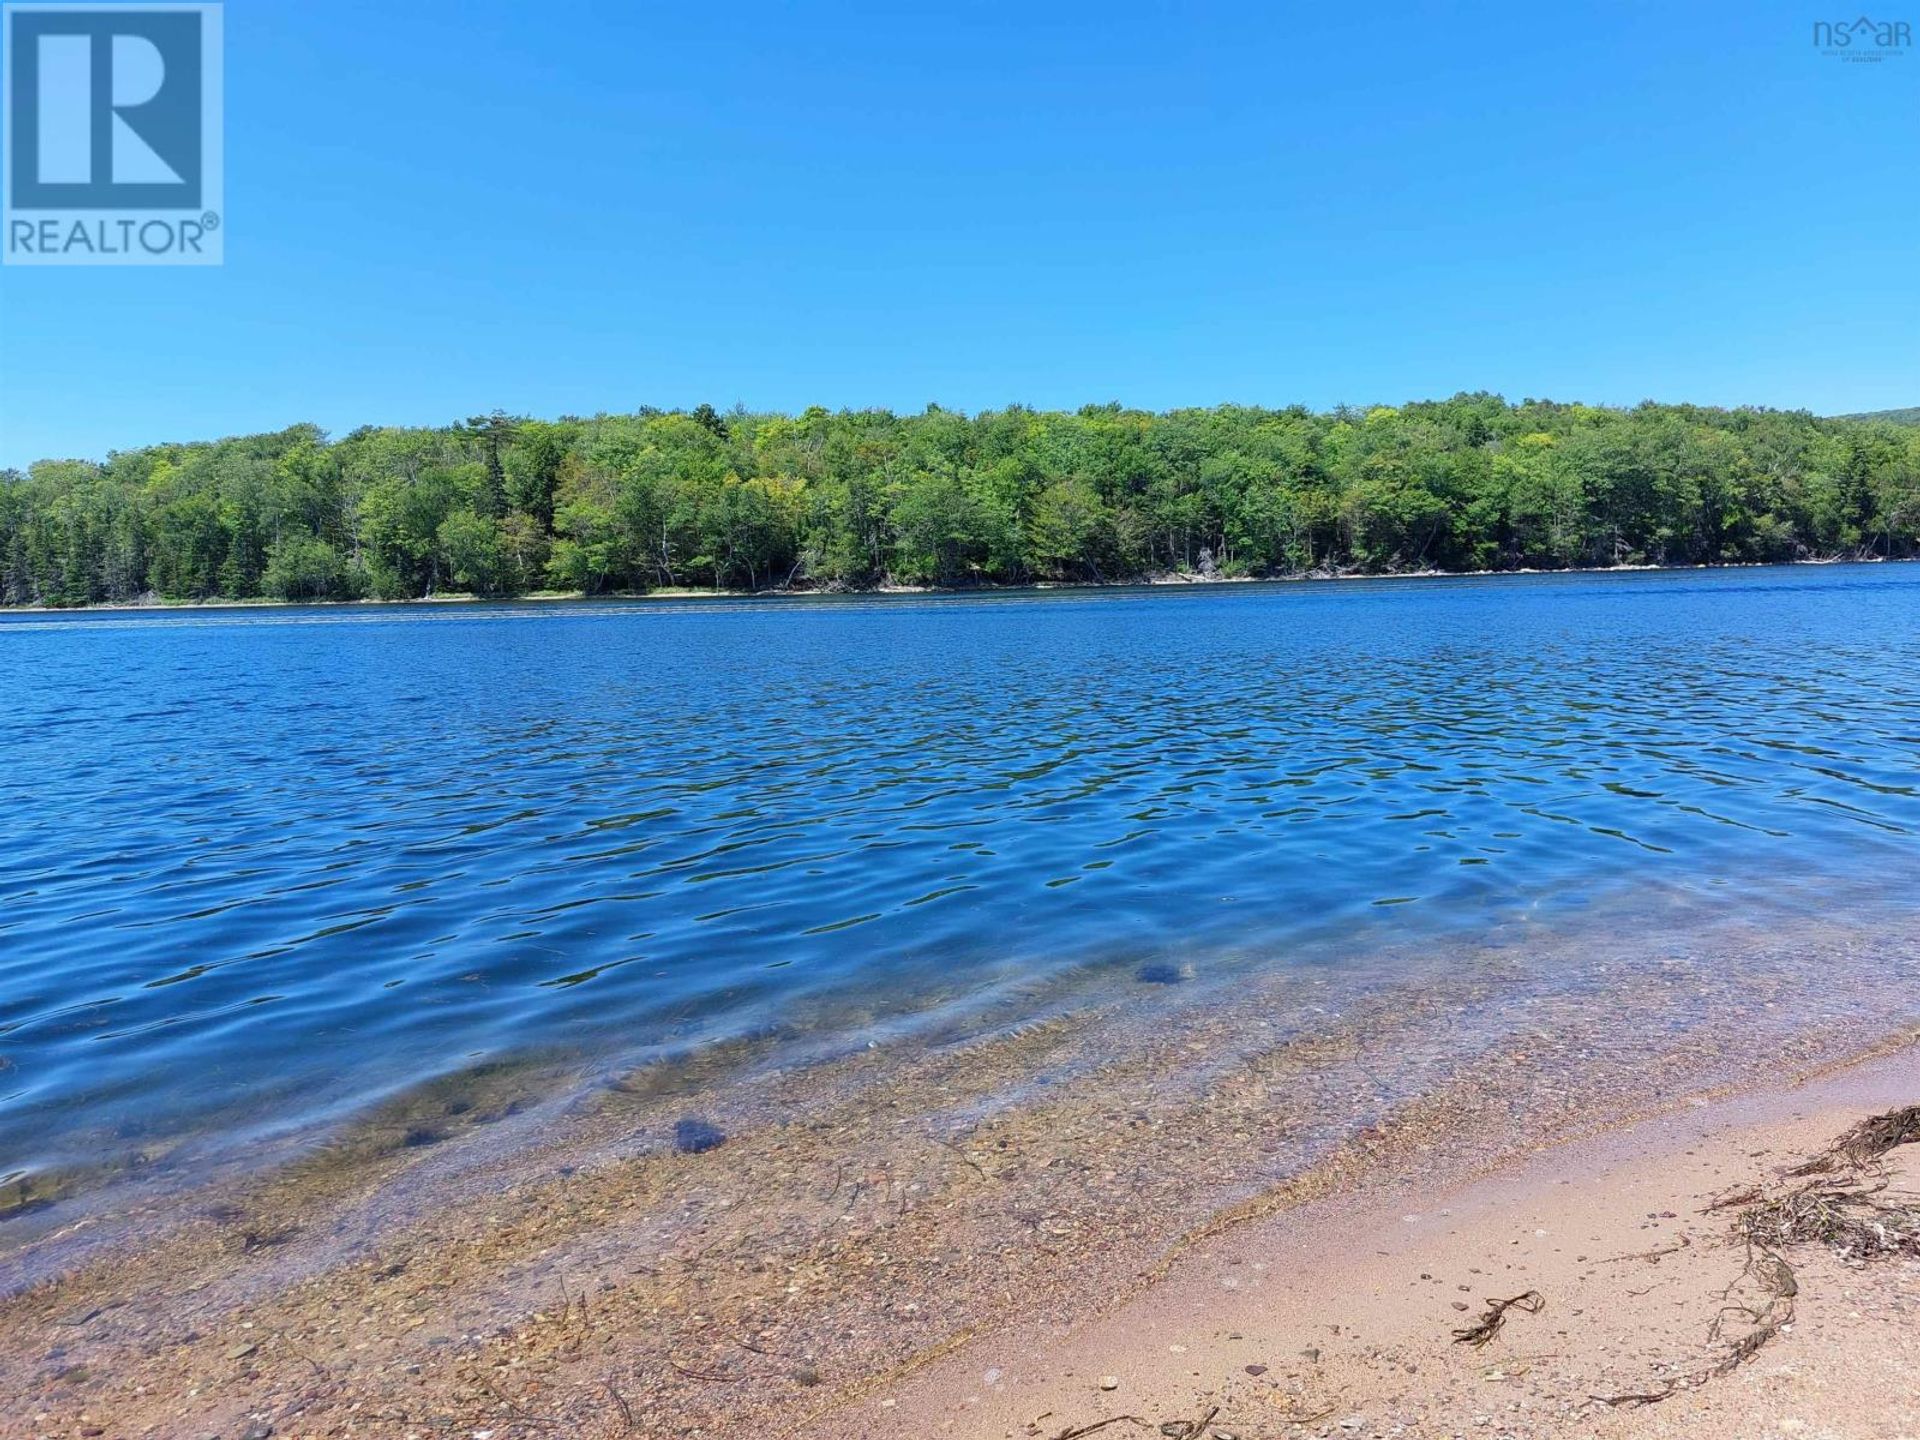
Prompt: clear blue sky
<box><xmin>2</xmin><ymin>0</ymin><xmax>1915</xmax><ymax>466</ymax></box>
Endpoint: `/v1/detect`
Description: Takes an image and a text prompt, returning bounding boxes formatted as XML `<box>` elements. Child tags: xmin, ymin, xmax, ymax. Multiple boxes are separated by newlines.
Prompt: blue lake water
<box><xmin>2</xmin><ymin>566</ymin><xmax>1918</xmax><ymax>1195</ymax></box>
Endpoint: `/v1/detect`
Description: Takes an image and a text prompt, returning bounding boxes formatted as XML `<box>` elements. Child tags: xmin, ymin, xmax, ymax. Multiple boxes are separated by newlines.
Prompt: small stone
<box><xmin>1244</xmin><ymin>1363</ymin><xmax>1268</xmax><ymax>1376</ymax></box>
<box><xmin>241</xmin><ymin>1426</ymin><xmax>273</xmax><ymax>1440</ymax></box>
<box><xmin>226</xmin><ymin>1342</ymin><xmax>258</xmax><ymax>1360</ymax></box>
<box><xmin>673</xmin><ymin>1118</ymin><xmax>727</xmax><ymax>1155</ymax></box>
<box><xmin>1452</xmin><ymin>1301</ymin><xmax>1471</xmax><ymax>1311</ymax></box>
<box><xmin>1337</xmin><ymin>1417</ymin><xmax>1366</xmax><ymax>1432</ymax></box>
<box><xmin>1098</xmin><ymin>1375</ymin><xmax>1119</xmax><ymax>1390</ymax></box>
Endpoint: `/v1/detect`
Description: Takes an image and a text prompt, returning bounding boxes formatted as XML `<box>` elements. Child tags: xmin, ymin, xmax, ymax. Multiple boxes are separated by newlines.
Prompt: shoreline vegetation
<box><xmin>5</xmin><ymin>396</ymin><xmax>1918</xmax><ymax>610</ymax></box>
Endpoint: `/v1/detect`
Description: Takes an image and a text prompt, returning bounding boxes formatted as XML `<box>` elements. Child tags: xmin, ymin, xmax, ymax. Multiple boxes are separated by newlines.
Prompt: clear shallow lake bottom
<box><xmin>2</xmin><ymin>566</ymin><xmax>1917</xmax><ymax>1208</ymax></box>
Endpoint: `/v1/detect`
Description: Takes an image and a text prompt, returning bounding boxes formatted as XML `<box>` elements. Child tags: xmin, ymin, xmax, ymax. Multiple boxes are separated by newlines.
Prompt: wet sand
<box><xmin>3</xmin><ymin>917</ymin><xmax>1916</xmax><ymax>1440</ymax></box>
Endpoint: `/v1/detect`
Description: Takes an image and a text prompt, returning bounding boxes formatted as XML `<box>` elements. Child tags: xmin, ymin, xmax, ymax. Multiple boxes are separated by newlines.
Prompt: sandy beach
<box><xmin>831</xmin><ymin>1047</ymin><xmax>1920</xmax><ymax>1440</ymax></box>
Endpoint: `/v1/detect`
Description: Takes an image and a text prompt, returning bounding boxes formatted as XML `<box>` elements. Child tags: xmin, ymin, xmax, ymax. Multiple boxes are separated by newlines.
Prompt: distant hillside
<box><xmin>1837</xmin><ymin>407</ymin><xmax>1920</xmax><ymax>425</ymax></box>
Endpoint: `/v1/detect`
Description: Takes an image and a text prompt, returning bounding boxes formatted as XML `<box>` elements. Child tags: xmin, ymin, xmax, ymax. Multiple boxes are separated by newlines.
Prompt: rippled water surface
<box><xmin>3</xmin><ymin>567</ymin><xmax>1918</xmax><ymax>1189</ymax></box>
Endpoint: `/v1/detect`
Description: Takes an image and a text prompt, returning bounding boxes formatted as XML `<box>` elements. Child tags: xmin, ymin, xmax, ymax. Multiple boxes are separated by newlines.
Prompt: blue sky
<box><xmin>1</xmin><ymin>0</ymin><xmax>1915</xmax><ymax>466</ymax></box>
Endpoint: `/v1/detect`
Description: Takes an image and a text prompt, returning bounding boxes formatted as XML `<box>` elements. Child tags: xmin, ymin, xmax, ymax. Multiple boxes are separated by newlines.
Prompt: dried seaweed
<box><xmin>602</xmin><ymin>1379</ymin><xmax>636</xmax><ymax>1433</ymax></box>
<box><xmin>1589</xmin><ymin>1384</ymin><xmax>1677</xmax><ymax>1409</ymax></box>
<box><xmin>1451</xmin><ymin>1289</ymin><xmax>1544</xmax><ymax>1347</ymax></box>
<box><xmin>1739</xmin><ymin>1177</ymin><xmax>1920</xmax><ymax>1263</ymax></box>
<box><xmin>1666</xmin><ymin>1101</ymin><xmax>1920</xmax><ymax>1396</ymax></box>
<box><xmin>1049</xmin><ymin>1416</ymin><xmax>1148</xmax><ymax>1440</ymax></box>
<box><xmin>1787</xmin><ymin>1104</ymin><xmax>1920</xmax><ymax>1176</ymax></box>
<box><xmin>1155</xmin><ymin>1404</ymin><xmax>1219</xmax><ymax>1439</ymax></box>
<box><xmin>933</xmin><ymin>1135</ymin><xmax>989</xmax><ymax>1180</ymax></box>
<box><xmin>1602</xmin><ymin>1234</ymin><xmax>1690</xmax><ymax>1263</ymax></box>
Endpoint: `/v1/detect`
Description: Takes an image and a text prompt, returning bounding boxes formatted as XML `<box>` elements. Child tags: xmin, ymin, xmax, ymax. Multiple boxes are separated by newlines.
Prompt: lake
<box><xmin>3</xmin><ymin>565</ymin><xmax>1918</xmax><ymax>1208</ymax></box>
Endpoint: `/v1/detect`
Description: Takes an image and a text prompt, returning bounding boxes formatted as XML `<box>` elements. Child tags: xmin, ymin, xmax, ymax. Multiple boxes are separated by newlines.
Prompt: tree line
<box><xmin>3</xmin><ymin>396</ymin><xmax>1917</xmax><ymax>607</ymax></box>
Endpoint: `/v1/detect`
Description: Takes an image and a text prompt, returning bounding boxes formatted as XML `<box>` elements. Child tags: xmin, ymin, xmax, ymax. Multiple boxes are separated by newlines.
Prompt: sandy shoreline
<box><xmin>839</xmin><ymin>1046</ymin><xmax>1920</xmax><ymax>1440</ymax></box>
<box><xmin>0</xmin><ymin>555</ymin><xmax>1903</xmax><ymax>616</ymax></box>
<box><xmin>2</xmin><ymin>914</ymin><xmax>1916</xmax><ymax>1440</ymax></box>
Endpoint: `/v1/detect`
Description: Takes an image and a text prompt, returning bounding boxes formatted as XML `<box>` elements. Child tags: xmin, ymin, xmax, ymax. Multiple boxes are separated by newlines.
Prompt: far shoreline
<box><xmin>1</xmin><ymin>553</ymin><xmax>1906</xmax><ymax>617</ymax></box>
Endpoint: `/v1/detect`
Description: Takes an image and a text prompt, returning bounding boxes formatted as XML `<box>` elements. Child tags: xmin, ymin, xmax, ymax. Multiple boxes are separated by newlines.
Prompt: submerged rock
<box><xmin>1135</xmin><ymin>962</ymin><xmax>1184</xmax><ymax>985</ymax></box>
<box><xmin>673</xmin><ymin>1118</ymin><xmax>727</xmax><ymax>1154</ymax></box>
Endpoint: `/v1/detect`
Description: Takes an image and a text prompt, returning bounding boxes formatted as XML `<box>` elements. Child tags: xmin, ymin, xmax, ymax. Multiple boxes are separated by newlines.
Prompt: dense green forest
<box><xmin>3</xmin><ymin>396</ymin><xmax>1917</xmax><ymax>606</ymax></box>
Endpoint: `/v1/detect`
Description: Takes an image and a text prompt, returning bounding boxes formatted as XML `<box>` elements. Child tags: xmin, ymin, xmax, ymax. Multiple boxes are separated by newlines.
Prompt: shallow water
<box><xmin>2</xmin><ymin>566</ymin><xmax>1917</xmax><ymax>1196</ymax></box>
